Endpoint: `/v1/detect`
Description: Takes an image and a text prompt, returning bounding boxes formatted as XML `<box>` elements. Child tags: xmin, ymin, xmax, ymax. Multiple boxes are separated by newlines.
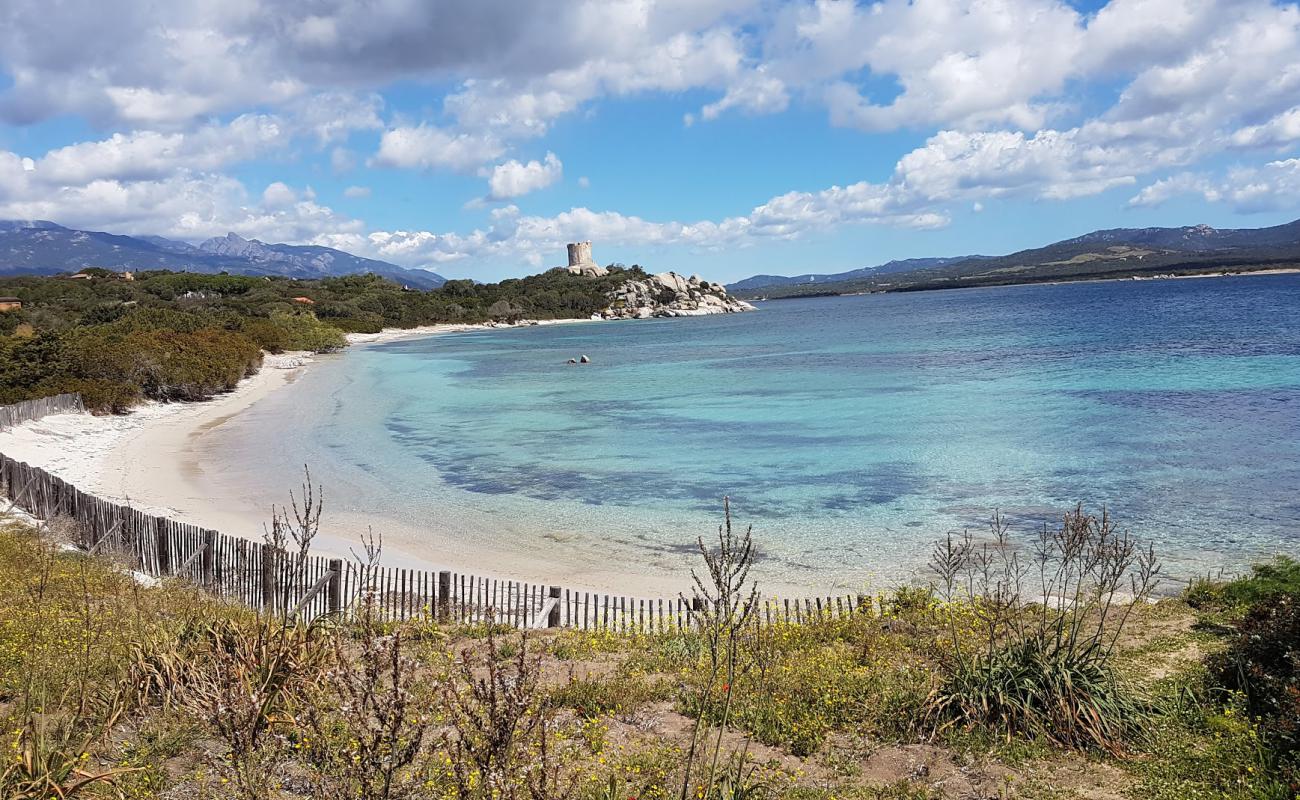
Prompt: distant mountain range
<box><xmin>729</xmin><ymin>218</ymin><xmax>1300</xmax><ymax>298</ymax></box>
<box><xmin>726</xmin><ymin>256</ymin><xmax>991</xmax><ymax>292</ymax></box>
<box><xmin>0</xmin><ymin>221</ymin><xmax>447</xmax><ymax>289</ymax></box>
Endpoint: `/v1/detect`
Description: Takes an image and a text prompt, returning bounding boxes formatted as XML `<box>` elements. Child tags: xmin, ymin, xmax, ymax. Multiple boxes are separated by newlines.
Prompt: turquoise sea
<box><xmin>201</xmin><ymin>274</ymin><xmax>1300</xmax><ymax>591</ymax></box>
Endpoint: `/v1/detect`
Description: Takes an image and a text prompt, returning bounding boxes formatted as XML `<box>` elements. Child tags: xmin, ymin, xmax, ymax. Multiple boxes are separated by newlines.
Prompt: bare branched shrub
<box><xmin>175</xmin><ymin>620</ymin><xmax>320</xmax><ymax>799</ymax></box>
<box><xmin>441</xmin><ymin>628</ymin><xmax>576</xmax><ymax>800</ymax></box>
<box><xmin>263</xmin><ymin>465</ymin><xmax>324</xmax><ymax>613</ymax></box>
<box><xmin>927</xmin><ymin>505</ymin><xmax>1161</xmax><ymax>752</ymax></box>
<box><xmin>680</xmin><ymin>497</ymin><xmax>759</xmax><ymax>800</ymax></box>
<box><xmin>300</xmin><ymin>533</ymin><xmax>433</xmax><ymax>800</ymax></box>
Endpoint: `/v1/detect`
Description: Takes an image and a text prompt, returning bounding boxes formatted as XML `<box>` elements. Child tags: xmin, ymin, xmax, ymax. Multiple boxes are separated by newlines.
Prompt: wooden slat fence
<box><xmin>0</xmin><ymin>395</ymin><xmax>872</xmax><ymax>629</ymax></box>
<box><xmin>0</xmin><ymin>393</ymin><xmax>85</xmax><ymax>430</ymax></box>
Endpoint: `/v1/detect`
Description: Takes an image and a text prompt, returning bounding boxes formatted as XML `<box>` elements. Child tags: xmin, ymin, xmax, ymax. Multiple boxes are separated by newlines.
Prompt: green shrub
<box><xmin>1211</xmin><ymin>594</ymin><xmax>1300</xmax><ymax>784</ymax></box>
<box><xmin>43</xmin><ymin>378</ymin><xmax>141</xmax><ymax>414</ymax></box>
<box><xmin>240</xmin><ymin>311</ymin><xmax>347</xmax><ymax>353</ymax></box>
<box><xmin>1188</xmin><ymin>557</ymin><xmax>1300</xmax><ymax>613</ymax></box>
<box><xmin>549</xmin><ymin>670</ymin><xmax>669</xmax><ymax>718</ymax></box>
<box><xmin>1132</xmin><ymin>670</ymin><xmax>1291</xmax><ymax>800</ymax></box>
<box><xmin>64</xmin><ymin>325</ymin><xmax>262</xmax><ymax>403</ymax></box>
<box><xmin>311</xmin><ymin>312</ymin><xmax>383</xmax><ymax>334</ymax></box>
<box><xmin>926</xmin><ymin>507</ymin><xmax>1159</xmax><ymax>753</ymax></box>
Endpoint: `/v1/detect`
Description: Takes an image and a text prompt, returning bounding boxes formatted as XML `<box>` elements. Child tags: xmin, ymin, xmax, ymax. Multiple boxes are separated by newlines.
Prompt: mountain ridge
<box><xmin>0</xmin><ymin>221</ymin><xmax>447</xmax><ymax>289</ymax></box>
<box><xmin>727</xmin><ymin>256</ymin><xmax>988</xmax><ymax>292</ymax></box>
<box><xmin>729</xmin><ymin>218</ymin><xmax>1300</xmax><ymax>298</ymax></box>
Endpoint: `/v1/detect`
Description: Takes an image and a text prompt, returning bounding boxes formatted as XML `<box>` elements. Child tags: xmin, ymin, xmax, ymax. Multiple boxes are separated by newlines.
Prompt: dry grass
<box><xmin>0</xmin><ymin>506</ymin><xmax>1292</xmax><ymax>800</ymax></box>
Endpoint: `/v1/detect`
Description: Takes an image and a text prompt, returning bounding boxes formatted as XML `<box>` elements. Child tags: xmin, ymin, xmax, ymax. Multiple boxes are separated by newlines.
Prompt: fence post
<box><xmin>201</xmin><ymin>531</ymin><xmax>217</xmax><ymax>587</ymax></box>
<box><xmin>327</xmin><ymin>559</ymin><xmax>343</xmax><ymax>615</ymax></box>
<box><xmin>547</xmin><ymin>586</ymin><xmax>562</xmax><ymax>628</ymax></box>
<box><xmin>856</xmin><ymin>593</ymin><xmax>870</xmax><ymax>615</ymax></box>
<box><xmin>690</xmin><ymin>597</ymin><xmax>703</xmax><ymax>628</ymax></box>
<box><xmin>437</xmin><ymin>571</ymin><xmax>451</xmax><ymax>623</ymax></box>
<box><xmin>261</xmin><ymin>546</ymin><xmax>277</xmax><ymax>612</ymax></box>
<box><xmin>154</xmin><ymin>518</ymin><xmax>171</xmax><ymax>575</ymax></box>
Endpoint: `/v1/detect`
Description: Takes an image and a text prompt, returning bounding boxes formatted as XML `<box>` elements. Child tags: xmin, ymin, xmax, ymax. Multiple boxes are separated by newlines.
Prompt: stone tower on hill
<box><xmin>565</xmin><ymin>241</ymin><xmax>609</xmax><ymax>277</ymax></box>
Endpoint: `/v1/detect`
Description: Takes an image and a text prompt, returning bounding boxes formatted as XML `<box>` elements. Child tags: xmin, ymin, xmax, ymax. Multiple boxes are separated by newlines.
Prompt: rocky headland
<box><xmin>599</xmin><ymin>271</ymin><xmax>756</xmax><ymax>319</ymax></box>
<box><xmin>556</xmin><ymin>240</ymin><xmax>754</xmax><ymax>319</ymax></box>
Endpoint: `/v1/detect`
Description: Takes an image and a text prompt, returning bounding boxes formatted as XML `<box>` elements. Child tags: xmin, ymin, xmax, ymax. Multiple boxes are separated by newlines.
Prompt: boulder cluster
<box><xmin>598</xmin><ymin>271</ymin><xmax>756</xmax><ymax>319</ymax></box>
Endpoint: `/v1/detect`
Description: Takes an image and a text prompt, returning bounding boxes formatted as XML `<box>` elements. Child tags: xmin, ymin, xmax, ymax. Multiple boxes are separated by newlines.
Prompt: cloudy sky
<box><xmin>1</xmin><ymin>0</ymin><xmax>1298</xmax><ymax>281</ymax></box>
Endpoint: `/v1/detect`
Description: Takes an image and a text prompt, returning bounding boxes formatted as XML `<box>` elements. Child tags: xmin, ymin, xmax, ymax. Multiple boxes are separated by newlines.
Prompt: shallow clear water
<box><xmin>206</xmin><ymin>274</ymin><xmax>1300</xmax><ymax>590</ymax></box>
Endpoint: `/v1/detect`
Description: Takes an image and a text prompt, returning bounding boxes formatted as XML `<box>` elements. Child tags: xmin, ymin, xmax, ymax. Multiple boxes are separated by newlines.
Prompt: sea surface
<box><xmin>201</xmin><ymin>274</ymin><xmax>1300</xmax><ymax>591</ymax></box>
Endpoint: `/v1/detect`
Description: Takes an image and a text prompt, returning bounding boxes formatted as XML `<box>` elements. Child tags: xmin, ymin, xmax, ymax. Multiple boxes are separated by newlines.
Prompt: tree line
<box><xmin>0</xmin><ymin>266</ymin><xmax>644</xmax><ymax>412</ymax></box>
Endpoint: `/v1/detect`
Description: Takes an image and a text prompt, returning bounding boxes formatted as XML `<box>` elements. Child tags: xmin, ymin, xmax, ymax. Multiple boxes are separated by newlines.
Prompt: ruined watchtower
<box><xmin>565</xmin><ymin>241</ymin><xmax>609</xmax><ymax>277</ymax></box>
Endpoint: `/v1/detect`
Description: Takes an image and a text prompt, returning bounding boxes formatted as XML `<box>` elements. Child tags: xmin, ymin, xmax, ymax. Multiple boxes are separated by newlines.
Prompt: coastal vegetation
<box><xmin>0</xmin><ymin>497</ymin><xmax>1296</xmax><ymax>799</ymax></box>
<box><xmin>0</xmin><ymin>267</ymin><xmax>644</xmax><ymax>412</ymax></box>
<box><xmin>727</xmin><ymin>218</ymin><xmax>1300</xmax><ymax>301</ymax></box>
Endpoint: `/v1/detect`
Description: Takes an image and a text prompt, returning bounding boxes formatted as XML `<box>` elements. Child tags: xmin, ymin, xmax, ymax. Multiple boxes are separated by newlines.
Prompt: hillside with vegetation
<box><xmin>730</xmin><ymin>219</ymin><xmax>1300</xmax><ymax>299</ymax></box>
<box><xmin>0</xmin><ymin>498</ymin><xmax>1296</xmax><ymax>800</ymax></box>
<box><xmin>0</xmin><ymin>266</ymin><xmax>646</xmax><ymax>412</ymax></box>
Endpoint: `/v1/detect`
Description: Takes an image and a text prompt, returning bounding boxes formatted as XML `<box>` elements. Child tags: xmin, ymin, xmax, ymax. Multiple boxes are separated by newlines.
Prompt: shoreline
<box><xmin>0</xmin><ymin>317</ymin><xmax>728</xmax><ymax>597</ymax></box>
<box><xmin>749</xmin><ymin>265</ymin><xmax>1300</xmax><ymax>302</ymax></box>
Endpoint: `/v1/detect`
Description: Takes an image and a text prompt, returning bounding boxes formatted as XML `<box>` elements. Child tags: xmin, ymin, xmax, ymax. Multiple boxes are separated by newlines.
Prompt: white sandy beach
<box><xmin>0</xmin><ymin>318</ymin><xmax>724</xmax><ymax>597</ymax></box>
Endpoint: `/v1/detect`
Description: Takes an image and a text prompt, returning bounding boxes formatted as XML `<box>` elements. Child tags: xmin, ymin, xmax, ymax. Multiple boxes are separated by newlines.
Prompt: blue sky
<box><xmin>1</xmin><ymin>0</ymin><xmax>1299</xmax><ymax>283</ymax></box>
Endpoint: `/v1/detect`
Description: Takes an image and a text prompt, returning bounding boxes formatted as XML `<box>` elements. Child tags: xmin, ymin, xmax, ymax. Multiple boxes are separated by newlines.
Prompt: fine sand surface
<box><xmin>0</xmin><ymin>318</ymin><xmax>732</xmax><ymax>598</ymax></box>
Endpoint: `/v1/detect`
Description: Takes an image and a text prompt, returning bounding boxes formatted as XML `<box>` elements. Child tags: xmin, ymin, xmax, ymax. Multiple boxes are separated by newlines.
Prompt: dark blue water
<box><xmin>212</xmin><ymin>274</ymin><xmax>1300</xmax><ymax>589</ymax></box>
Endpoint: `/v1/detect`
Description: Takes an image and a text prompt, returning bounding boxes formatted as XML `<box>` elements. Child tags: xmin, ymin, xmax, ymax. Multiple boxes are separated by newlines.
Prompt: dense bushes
<box><xmin>1211</xmin><ymin>593</ymin><xmax>1300</xmax><ymax>784</ymax></box>
<box><xmin>0</xmin><ymin>265</ymin><xmax>653</xmax><ymax>413</ymax></box>
<box><xmin>239</xmin><ymin>311</ymin><xmax>347</xmax><ymax>353</ymax></box>
<box><xmin>0</xmin><ymin>264</ymin><xmax>645</xmax><ymax>336</ymax></box>
<box><xmin>1187</xmin><ymin>556</ymin><xmax>1300</xmax><ymax>612</ymax></box>
<box><xmin>0</xmin><ymin>309</ymin><xmax>264</xmax><ymax>411</ymax></box>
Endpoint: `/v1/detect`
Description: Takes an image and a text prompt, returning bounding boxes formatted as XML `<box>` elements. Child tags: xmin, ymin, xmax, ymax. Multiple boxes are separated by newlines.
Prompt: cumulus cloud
<box><xmin>352</xmin><ymin>173</ymin><xmax>950</xmax><ymax>268</ymax></box>
<box><xmin>27</xmin><ymin>115</ymin><xmax>284</xmax><ymax>185</ymax></box>
<box><xmin>3</xmin><ymin>0</ymin><xmax>1300</xmax><ymax>276</ymax></box>
<box><xmin>486</xmin><ymin>153</ymin><xmax>563</xmax><ymax>200</ymax></box>
<box><xmin>262</xmin><ymin>181</ymin><xmax>299</xmax><ymax>208</ymax></box>
<box><xmin>372</xmin><ymin>125</ymin><xmax>504</xmax><ymax>172</ymax></box>
<box><xmin>343</xmin><ymin>185</ymin><xmax>371</xmax><ymax>198</ymax></box>
<box><xmin>0</xmin><ymin>0</ymin><xmax>756</xmax><ymax>129</ymax></box>
<box><xmin>1130</xmin><ymin>159</ymin><xmax>1300</xmax><ymax>212</ymax></box>
<box><xmin>287</xmin><ymin>92</ymin><xmax>384</xmax><ymax>143</ymax></box>
<box><xmin>0</xmin><ymin>170</ymin><xmax>362</xmax><ymax>244</ymax></box>
<box><xmin>699</xmin><ymin>68</ymin><xmax>789</xmax><ymax>121</ymax></box>
<box><xmin>1232</xmin><ymin>107</ymin><xmax>1300</xmax><ymax>150</ymax></box>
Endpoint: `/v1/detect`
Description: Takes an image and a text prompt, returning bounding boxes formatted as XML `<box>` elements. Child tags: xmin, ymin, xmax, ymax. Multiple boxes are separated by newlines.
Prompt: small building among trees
<box><xmin>0</xmin><ymin>297</ymin><xmax>21</xmax><ymax>312</ymax></box>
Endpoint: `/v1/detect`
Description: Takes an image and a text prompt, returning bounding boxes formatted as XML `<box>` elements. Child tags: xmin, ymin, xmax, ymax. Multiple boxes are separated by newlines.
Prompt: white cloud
<box><xmin>893</xmin><ymin>128</ymin><xmax>1144</xmax><ymax>202</ymax></box>
<box><xmin>353</xmin><ymin>174</ymin><xmax>949</xmax><ymax>268</ymax></box>
<box><xmin>0</xmin><ymin>171</ymin><xmax>362</xmax><ymax>244</ymax></box>
<box><xmin>372</xmin><ymin>125</ymin><xmax>504</xmax><ymax>172</ymax></box>
<box><xmin>486</xmin><ymin>152</ymin><xmax>563</xmax><ymax>200</ymax></box>
<box><xmin>330</xmin><ymin>147</ymin><xmax>356</xmax><ymax>174</ymax></box>
<box><xmin>262</xmin><ymin>181</ymin><xmax>298</xmax><ymax>208</ymax></box>
<box><xmin>29</xmin><ymin>115</ymin><xmax>284</xmax><ymax>185</ymax></box>
<box><xmin>343</xmin><ymin>185</ymin><xmax>371</xmax><ymax>198</ymax></box>
<box><xmin>1232</xmin><ymin>107</ymin><xmax>1300</xmax><ymax>150</ymax></box>
<box><xmin>1128</xmin><ymin>172</ymin><xmax>1212</xmax><ymax>207</ymax></box>
<box><xmin>700</xmin><ymin>68</ymin><xmax>788</xmax><ymax>120</ymax></box>
<box><xmin>4</xmin><ymin>0</ymin><xmax>1300</xmax><ymax>277</ymax></box>
<box><xmin>287</xmin><ymin>92</ymin><xmax>384</xmax><ymax>143</ymax></box>
<box><xmin>1130</xmin><ymin>159</ymin><xmax>1300</xmax><ymax>212</ymax></box>
<box><xmin>0</xmin><ymin>0</ymin><xmax>758</xmax><ymax>131</ymax></box>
